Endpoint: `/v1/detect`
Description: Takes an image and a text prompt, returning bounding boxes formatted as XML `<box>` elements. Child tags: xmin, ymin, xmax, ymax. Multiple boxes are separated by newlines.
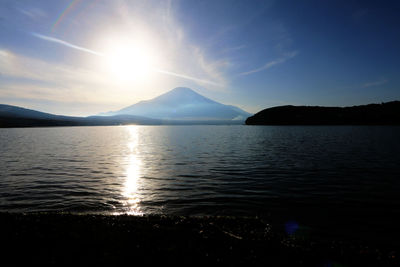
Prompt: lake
<box><xmin>1</xmin><ymin>125</ymin><xmax>400</xmax><ymax>245</ymax></box>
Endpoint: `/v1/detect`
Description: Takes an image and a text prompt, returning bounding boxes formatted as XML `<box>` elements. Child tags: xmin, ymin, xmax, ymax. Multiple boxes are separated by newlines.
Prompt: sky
<box><xmin>0</xmin><ymin>0</ymin><xmax>399</xmax><ymax>116</ymax></box>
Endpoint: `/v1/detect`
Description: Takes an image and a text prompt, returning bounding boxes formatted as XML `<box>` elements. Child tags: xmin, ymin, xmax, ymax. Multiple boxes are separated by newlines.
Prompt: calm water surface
<box><xmin>1</xmin><ymin>126</ymin><xmax>400</xmax><ymax>242</ymax></box>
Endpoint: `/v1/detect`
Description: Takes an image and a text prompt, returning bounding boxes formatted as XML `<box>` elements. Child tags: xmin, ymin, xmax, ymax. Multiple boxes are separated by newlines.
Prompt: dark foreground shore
<box><xmin>0</xmin><ymin>213</ymin><xmax>397</xmax><ymax>266</ymax></box>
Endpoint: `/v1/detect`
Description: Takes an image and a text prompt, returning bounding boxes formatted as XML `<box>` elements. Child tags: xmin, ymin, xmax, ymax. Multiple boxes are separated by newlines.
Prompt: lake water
<box><xmin>1</xmin><ymin>125</ymin><xmax>400</xmax><ymax>244</ymax></box>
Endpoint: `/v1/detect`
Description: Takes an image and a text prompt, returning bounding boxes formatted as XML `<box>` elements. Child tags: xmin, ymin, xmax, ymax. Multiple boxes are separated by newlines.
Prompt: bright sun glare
<box><xmin>104</xmin><ymin>40</ymin><xmax>156</xmax><ymax>82</ymax></box>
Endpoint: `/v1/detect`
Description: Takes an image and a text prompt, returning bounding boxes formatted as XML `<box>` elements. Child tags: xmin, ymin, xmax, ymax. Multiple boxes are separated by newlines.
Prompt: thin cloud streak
<box><xmin>155</xmin><ymin>69</ymin><xmax>222</xmax><ymax>87</ymax></box>
<box><xmin>361</xmin><ymin>79</ymin><xmax>388</xmax><ymax>88</ymax></box>
<box><xmin>339</xmin><ymin>79</ymin><xmax>389</xmax><ymax>91</ymax></box>
<box><xmin>239</xmin><ymin>51</ymin><xmax>298</xmax><ymax>76</ymax></box>
<box><xmin>31</xmin><ymin>33</ymin><xmax>104</xmax><ymax>57</ymax></box>
<box><xmin>18</xmin><ymin>7</ymin><xmax>47</xmax><ymax>20</ymax></box>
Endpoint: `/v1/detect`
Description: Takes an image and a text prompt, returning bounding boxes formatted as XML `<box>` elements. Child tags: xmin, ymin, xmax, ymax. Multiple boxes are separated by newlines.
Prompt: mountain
<box><xmin>101</xmin><ymin>87</ymin><xmax>252</xmax><ymax>121</ymax></box>
<box><xmin>245</xmin><ymin>101</ymin><xmax>400</xmax><ymax>125</ymax></box>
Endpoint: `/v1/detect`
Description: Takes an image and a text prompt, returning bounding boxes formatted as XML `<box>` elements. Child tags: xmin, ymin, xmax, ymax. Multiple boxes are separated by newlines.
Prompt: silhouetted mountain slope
<box><xmin>0</xmin><ymin>104</ymin><xmax>244</xmax><ymax>128</ymax></box>
<box><xmin>0</xmin><ymin>104</ymin><xmax>66</xmax><ymax>119</ymax></box>
<box><xmin>246</xmin><ymin>101</ymin><xmax>400</xmax><ymax>125</ymax></box>
<box><xmin>0</xmin><ymin>104</ymin><xmax>161</xmax><ymax>127</ymax></box>
<box><xmin>101</xmin><ymin>87</ymin><xmax>251</xmax><ymax>120</ymax></box>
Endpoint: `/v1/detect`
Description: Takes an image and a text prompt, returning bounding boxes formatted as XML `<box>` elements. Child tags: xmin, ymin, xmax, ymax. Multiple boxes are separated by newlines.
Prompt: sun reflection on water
<box><xmin>122</xmin><ymin>125</ymin><xmax>143</xmax><ymax>215</ymax></box>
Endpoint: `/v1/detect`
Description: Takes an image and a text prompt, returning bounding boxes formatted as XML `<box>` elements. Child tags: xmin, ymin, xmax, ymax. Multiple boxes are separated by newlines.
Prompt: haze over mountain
<box><xmin>100</xmin><ymin>87</ymin><xmax>252</xmax><ymax>121</ymax></box>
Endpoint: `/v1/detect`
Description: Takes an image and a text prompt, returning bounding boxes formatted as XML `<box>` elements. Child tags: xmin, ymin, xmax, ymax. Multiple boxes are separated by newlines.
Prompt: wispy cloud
<box><xmin>338</xmin><ymin>78</ymin><xmax>389</xmax><ymax>91</ymax></box>
<box><xmin>239</xmin><ymin>51</ymin><xmax>298</xmax><ymax>76</ymax></box>
<box><xmin>361</xmin><ymin>79</ymin><xmax>388</xmax><ymax>88</ymax></box>
<box><xmin>0</xmin><ymin>49</ymin><xmax>113</xmax><ymax>98</ymax></box>
<box><xmin>157</xmin><ymin>0</ymin><xmax>229</xmax><ymax>88</ymax></box>
<box><xmin>18</xmin><ymin>7</ymin><xmax>47</xmax><ymax>20</ymax></box>
<box><xmin>31</xmin><ymin>33</ymin><xmax>104</xmax><ymax>56</ymax></box>
<box><xmin>192</xmin><ymin>47</ymin><xmax>229</xmax><ymax>87</ymax></box>
<box><xmin>155</xmin><ymin>69</ymin><xmax>222</xmax><ymax>87</ymax></box>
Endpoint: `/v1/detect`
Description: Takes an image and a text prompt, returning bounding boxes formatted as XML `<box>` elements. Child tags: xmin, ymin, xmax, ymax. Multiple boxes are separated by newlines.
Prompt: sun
<box><xmin>103</xmin><ymin>40</ymin><xmax>156</xmax><ymax>82</ymax></box>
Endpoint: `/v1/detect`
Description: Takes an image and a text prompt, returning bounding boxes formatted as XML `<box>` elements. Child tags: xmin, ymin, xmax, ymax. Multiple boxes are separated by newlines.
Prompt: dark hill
<box><xmin>245</xmin><ymin>101</ymin><xmax>400</xmax><ymax>125</ymax></box>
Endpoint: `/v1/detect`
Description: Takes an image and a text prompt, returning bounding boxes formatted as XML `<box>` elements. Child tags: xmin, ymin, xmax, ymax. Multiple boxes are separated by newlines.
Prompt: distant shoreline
<box><xmin>2</xmin><ymin>100</ymin><xmax>400</xmax><ymax>128</ymax></box>
<box><xmin>0</xmin><ymin>116</ymin><xmax>245</xmax><ymax>128</ymax></box>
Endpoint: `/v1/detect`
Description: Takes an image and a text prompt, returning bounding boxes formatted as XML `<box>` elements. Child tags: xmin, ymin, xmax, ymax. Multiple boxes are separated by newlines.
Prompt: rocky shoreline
<box><xmin>0</xmin><ymin>213</ymin><xmax>397</xmax><ymax>266</ymax></box>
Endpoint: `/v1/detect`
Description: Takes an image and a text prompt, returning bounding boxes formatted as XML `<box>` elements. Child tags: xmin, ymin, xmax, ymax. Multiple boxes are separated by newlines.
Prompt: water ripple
<box><xmin>0</xmin><ymin>125</ymin><xmax>399</xmax><ymax>228</ymax></box>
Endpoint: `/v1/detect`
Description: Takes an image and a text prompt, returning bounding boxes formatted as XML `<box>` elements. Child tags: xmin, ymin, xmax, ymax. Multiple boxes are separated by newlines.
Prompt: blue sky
<box><xmin>0</xmin><ymin>0</ymin><xmax>399</xmax><ymax>116</ymax></box>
